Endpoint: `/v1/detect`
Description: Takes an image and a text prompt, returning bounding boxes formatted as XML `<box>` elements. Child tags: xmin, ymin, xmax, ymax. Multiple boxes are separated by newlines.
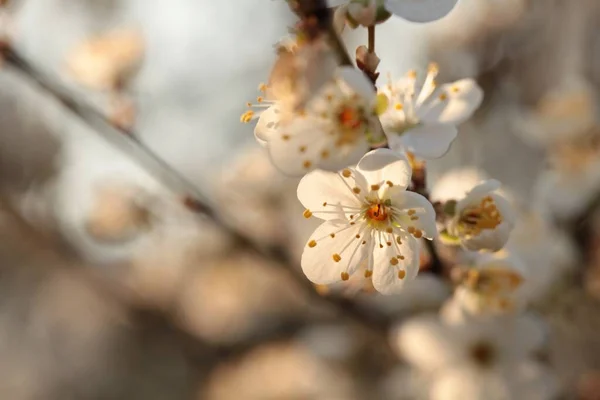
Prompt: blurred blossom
<box><xmin>504</xmin><ymin>212</ymin><xmax>576</xmax><ymax>305</ymax></box>
<box><xmin>515</xmin><ymin>76</ymin><xmax>598</xmax><ymax>147</ymax></box>
<box><xmin>245</xmin><ymin>66</ymin><xmax>386</xmax><ymax>176</ymax></box>
<box><xmin>298</xmin><ymin>323</ymin><xmax>359</xmax><ymax>362</ymax></box>
<box><xmin>176</xmin><ymin>254</ymin><xmax>309</xmax><ymax>344</ymax></box>
<box><xmin>360</xmin><ymin>274</ymin><xmax>450</xmax><ymax>316</ymax></box>
<box><xmin>203</xmin><ymin>342</ymin><xmax>358</xmax><ymax>400</ymax></box>
<box><xmin>84</xmin><ymin>182</ymin><xmax>153</xmax><ymax>244</ymax></box>
<box><xmin>426</xmin><ymin>0</ymin><xmax>524</xmax><ymax>56</ymax></box>
<box><xmin>451</xmin><ymin>253</ymin><xmax>526</xmax><ymax>317</ymax></box>
<box><xmin>215</xmin><ymin>146</ymin><xmax>299</xmax><ymax>246</ymax></box>
<box><xmin>430</xmin><ymin>167</ymin><xmax>489</xmax><ymax>203</ymax></box>
<box><xmin>534</xmin><ymin>131</ymin><xmax>600</xmax><ymax>220</ymax></box>
<box><xmin>66</xmin><ymin>28</ymin><xmax>145</xmax><ymax>90</ymax></box>
<box><xmin>265</xmin><ymin>36</ymin><xmax>338</xmax><ymax>115</ymax></box>
<box><xmin>393</xmin><ymin>313</ymin><xmax>550</xmax><ymax>400</ymax></box>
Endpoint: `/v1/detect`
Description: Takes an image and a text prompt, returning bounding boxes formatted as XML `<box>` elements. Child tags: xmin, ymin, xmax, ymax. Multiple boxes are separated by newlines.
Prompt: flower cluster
<box><xmin>240</xmin><ymin>0</ymin><xmax>519</xmax><ymax>296</ymax></box>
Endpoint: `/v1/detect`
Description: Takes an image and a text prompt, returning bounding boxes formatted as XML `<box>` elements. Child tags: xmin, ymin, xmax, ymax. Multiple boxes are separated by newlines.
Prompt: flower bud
<box><xmin>344</xmin><ymin>0</ymin><xmax>391</xmax><ymax>28</ymax></box>
<box><xmin>355</xmin><ymin>45</ymin><xmax>380</xmax><ymax>72</ymax></box>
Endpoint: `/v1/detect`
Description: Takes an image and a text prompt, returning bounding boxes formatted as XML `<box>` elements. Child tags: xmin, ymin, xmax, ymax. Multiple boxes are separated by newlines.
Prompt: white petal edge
<box><xmin>371</xmin><ymin>231</ymin><xmax>420</xmax><ymax>294</ymax></box>
<box><xmin>393</xmin><ymin>124</ymin><xmax>458</xmax><ymax>159</ymax></box>
<box><xmin>356</xmin><ymin>148</ymin><xmax>412</xmax><ymax>189</ymax></box>
<box><xmin>385</xmin><ymin>0</ymin><xmax>458</xmax><ymax>23</ymax></box>
<box><xmin>419</xmin><ymin>79</ymin><xmax>484</xmax><ymax>125</ymax></box>
<box><xmin>337</xmin><ymin>66</ymin><xmax>376</xmax><ymax>100</ymax></box>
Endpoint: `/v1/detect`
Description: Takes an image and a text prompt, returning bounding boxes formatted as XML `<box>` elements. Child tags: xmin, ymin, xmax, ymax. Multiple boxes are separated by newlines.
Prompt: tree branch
<box><xmin>3</xmin><ymin>45</ymin><xmax>395</xmax><ymax>345</ymax></box>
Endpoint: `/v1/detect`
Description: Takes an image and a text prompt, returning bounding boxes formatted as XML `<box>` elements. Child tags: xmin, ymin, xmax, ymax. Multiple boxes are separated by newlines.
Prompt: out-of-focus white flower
<box><xmin>452</xmin><ymin>254</ymin><xmax>526</xmax><ymax>317</ymax></box>
<box><xmin>84</xmin><ymin>182</ymin><xmax>153</xmax><ymax>244</ymax></box>
<box><xmin>515</xmin><ymin>76</ymin><xmax>598</xmax><ymax>148</ymax></box>
<box><xmin>264</xmin><ymin>36</ymin><xmax>339</xmax><ymax>113</ymax></box>
<box><xmin>203</xmin><ymin>342</ymin><xmax>358</xmax><ymax>400</ymax></box>
<box><xmin>445</xmin><ymin>179</ymin><xmax>515</xmax><ymax>252</ymax></box>
<box><xmin>361</xmin><ymin>274</ymin><xmax>451</xmax><ymax>315</ymax></box>
<box><xmin>66</xmin><ymin>28</ymin><xmax>145</xmax><ymax>90</ymax></box>
<box><xmin>430</xmin><ymin>167</ymin><xmax>489</xmax><ymax>203</ymax></box>
<box><xmin>385</xmin><ymin>0</ymin><xmax>458</xmax><ymax>23</ymax></box>
<box><xmin>393</xmin><ymin>314</ymin><xmax>548</xmax><ymax>400</ymax></box>
<box><xmin>504</xmin><ymin>212</ymin><xmax>576</xmax><ymax>304</ymax></box>
<box><xmin>298</xmin><ymin>149</ymin><xmax>437</xmax><ymax>294</ymax></box>
<box><xmin>430</xmin><ymin>360</ymin><xmax>559</xmax><ymax>400</ymax></box>
<box><xmin>534</xmin><ymin>130</ymin><xmax>600</xmax><ymax>220</ymax></box>
<box><xmin>379</xmin><ymin>64</ymin><xmax>483</xmax><ymax>159</ymax></box>
<box><xmin>243</xmin><ymin>67</ymin><xmax>388</xmax><ymax>176</ymax></box>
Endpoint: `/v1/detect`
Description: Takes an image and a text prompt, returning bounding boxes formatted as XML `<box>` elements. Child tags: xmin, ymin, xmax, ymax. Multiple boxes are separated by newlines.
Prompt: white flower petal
<box><xmin>356</xmin><ymin>148</ymin><xmax>412</xmax><ymax>189</ymax></box>
<box><xmin>266</xmin><ymin>117</ymin><xmax>366</xmax><ymax>176</ymax></box>
<box><xmin>457</xmin><ymin>179</ymin><xmax>502</xmax><ymax>212</ymax></box>
<box><xmin>371</xmin><ymin>230</ymin><xmax>419</xmax><ymax>294</ymax></box>
<box><xmin>393</xmin><ymin>315</ymin><xmax>463</xmax><ymax>372</ymax></box>
<box><xmin>492</xmin><ymin>193</ymin><xmax>516</xmax><ymax>227</ymax></box>
<box><xmin>297</xmin><ymin>169</ymin><xmax>367</xmax><ymax>221</ymax></box>
<box><xmin>461</xmin><ymin>225</ymin><xmax>511</xmax><ymax>253</ymax></box>
<box><xmin>389</xmin><ymin>125</ymin><xmax>458</xmax><ymax>159</ymax></box>
<box><xmin>387</xmin><ymin>189</ymin><xmax>438</xmax><ymax>239</ymax></box>
<box><xmin>254</xmin><ymin>105</ymin><xmax>280</xmax><ymax>146</ymax></box>
<box><xmin>431</xmin><ymin>367</ymin><xmax>515</xmax><ymax>400</ymax></box>
<box><xmin>385</xmin><ymin>0</ymin><xmax>458</xmax><ymax>23</ymax></box>
<box><xmin>509</xmin><ymin>315</ymin><xmax>547</xmax><ymax>359</ymax></box>
<box><xmin>337</xmin><ymin>66</ymin><xmax>376</xmax><ymax>100</ymax></box>
<box><xmin>301</xmin><ymin>220</ymin><xmax>369</xmax><ymax>284</ymax></box>
<box><xmin>419</xmin><ymin>79</ymin><xmax>483</xmax><ymax>125</ymax></box>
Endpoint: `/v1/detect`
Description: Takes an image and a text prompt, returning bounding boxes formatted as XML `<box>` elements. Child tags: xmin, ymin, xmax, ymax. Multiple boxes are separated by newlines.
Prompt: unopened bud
<box><xmin>356</xmin><ymin>45</ymin><xmax>380</xmax><ymax>72</ymax></box>
<box><xmin>344</xmin><ymin>0</ymin><xmax>391</xmax><ymax>27</ymax></box>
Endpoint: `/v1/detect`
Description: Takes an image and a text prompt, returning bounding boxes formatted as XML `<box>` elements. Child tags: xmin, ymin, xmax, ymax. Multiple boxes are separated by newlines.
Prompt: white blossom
<box><xmin>244</xmin><ymin>67</ymin><xmax>387</xmax><ymax>176</ymax></box>
<box><xmin>298</xmin><ymin>149</ymin><xmax>436</xmax><ymax>294</ymax></box>
<box><xmin>393</xmin><ymin>314</ymin><xmax>549</xmax><ymax>400</ymax></box>
<box><xmin>451</xmin><ymin>254</ymin><xmax>527</xmax><ymax>318</ymax></box>
<box><xmin>446</xmin><ymin>179</ymin><xmax>515</xmax><ymax>252</ymax></box>
<box><xmin>379</xmin><ymin>64</ymin><xmax>483</xmax><ymax>159</ymax></box>
<box><xmin>504</xmin><ymin>212</ymin><xmax>576</xmax><ymax>304</ymax></box>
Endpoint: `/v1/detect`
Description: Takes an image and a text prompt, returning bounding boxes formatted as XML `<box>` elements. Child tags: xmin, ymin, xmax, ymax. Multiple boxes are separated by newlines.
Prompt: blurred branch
<box><xmin>291</xmin><ymin>0</ymin><xmax>353</xmax><ymax>66</ymax></box>
<box><xmin>3</xmin><ymin>45</ymin><xmax>395</xmax><ymax>352</ymax></box>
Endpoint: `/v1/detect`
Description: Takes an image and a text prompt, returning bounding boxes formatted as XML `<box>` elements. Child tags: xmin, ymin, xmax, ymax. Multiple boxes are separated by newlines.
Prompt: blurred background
<box><xmin>0</xmin><ymin>0</ymin><xmax>600</xmax><ymax>398</ymax></box>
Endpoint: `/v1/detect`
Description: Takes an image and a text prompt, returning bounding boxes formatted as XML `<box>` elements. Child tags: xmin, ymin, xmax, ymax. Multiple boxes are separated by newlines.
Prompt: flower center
<box><xmin>338</xmin><ymin>106</ymin><xmax>363</xmax><ymax>130</ymax></box>
<box><xmin>460</xmin><ymin>196</ymin><xmax>502</xmax><ymax>236</ymax></box>
<box><xmin>469</xmin><ymin>341</ymin><xmax>496</xmax><ymax>368</ymax></box>
<box><xmin>366</xmin><ymin>203</ymin><xmax>388</xmax><ymax>222</ymax></box>
<box><xmin>334</xmin><ymin>104</ymin><xmax>366</xmax><ymax>146</ymax></box>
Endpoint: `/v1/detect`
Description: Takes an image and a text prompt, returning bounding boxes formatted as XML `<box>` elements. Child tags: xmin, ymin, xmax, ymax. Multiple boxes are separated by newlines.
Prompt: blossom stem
<box><xmin>368</xmin><ymin>25</ymin><xmax>375</xmax><ymax>54</ymax></box>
